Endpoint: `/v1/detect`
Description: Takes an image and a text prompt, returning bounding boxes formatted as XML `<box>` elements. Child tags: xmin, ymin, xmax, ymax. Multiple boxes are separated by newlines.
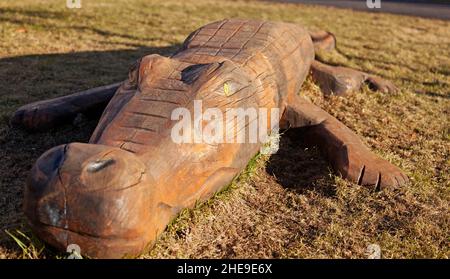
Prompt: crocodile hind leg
<box><xmin>11</xmin><ymin>58</ymin><xmax>144</xmax><ymax>131</ymax></box>
<box><xmin>309</xmin><ymin>30</ymin><xmax>397</xmax><ymax>96</ymax></box>
<box><xmin>309</xmin><ymin>30</ymin><xmax>336</xmax><ymax>52</ymax></box>
<box><xmin>11</xmin><ymin>82</ymin><xmax>122</xmax><ymax>131</ymax></box>
<box><xmin>310</xmin><ymin>60</ymin><xmax>397</xmax><ymax>96</ymax></box>
<box><xmin>282</xmin><ymin>95</ymin><xmax>408</xmax><ymax>190</ymax></box>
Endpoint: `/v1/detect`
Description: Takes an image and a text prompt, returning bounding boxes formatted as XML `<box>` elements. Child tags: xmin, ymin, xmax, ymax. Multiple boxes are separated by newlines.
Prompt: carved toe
<box><xmin>365</xmin><ymin>75</ymin><xmax>398</xmax><ymax>93</ymax></box>
<box><xmin>352</xmin><ymin>158</ymin><xmax>407</xmax><ymax>190</ymax></box>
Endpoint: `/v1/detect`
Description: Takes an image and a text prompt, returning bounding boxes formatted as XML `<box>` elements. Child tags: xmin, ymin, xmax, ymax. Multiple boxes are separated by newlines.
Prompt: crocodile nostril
<box><xmin>86</xmin><ymin>159</ymin><xmax>115</xmax><ymax>173</ymax></box>
<box><xmin>29</xmin><ymin>144</ymin><xmax>67</xmax><ymax>193</ymax></box>
<box><xmin>38</xmin><ymin>144</ymin><xmax>67</xmax><ymax>175</ymax></box>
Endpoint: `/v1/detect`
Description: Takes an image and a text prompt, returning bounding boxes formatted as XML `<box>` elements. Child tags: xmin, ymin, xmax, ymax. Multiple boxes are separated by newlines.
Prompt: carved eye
<box><xmin>215</xmin><ymin>81</ymin><xmax>244</xmax><ymax>97</ymax></box>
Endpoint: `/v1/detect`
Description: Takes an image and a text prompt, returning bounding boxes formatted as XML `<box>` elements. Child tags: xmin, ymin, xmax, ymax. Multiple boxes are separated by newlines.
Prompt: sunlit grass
<box><xmin>0</xmin><ymin>0</ymin><xmax>448</xmax><ymax>259</ymax></box>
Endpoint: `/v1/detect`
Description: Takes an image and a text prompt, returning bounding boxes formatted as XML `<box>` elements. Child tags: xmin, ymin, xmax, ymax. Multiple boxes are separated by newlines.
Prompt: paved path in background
<box><xmin>268</xmin><ymin>0</ymin><xmax>450</xmax><ymax>20</ymax></box>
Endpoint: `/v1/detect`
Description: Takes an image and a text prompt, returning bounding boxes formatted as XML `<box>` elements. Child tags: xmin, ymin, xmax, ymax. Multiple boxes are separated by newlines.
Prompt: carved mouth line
<box><xmin>33</xmin><ymin>220</ymin><xmax>119</xmax><ymax>240</ymax></box>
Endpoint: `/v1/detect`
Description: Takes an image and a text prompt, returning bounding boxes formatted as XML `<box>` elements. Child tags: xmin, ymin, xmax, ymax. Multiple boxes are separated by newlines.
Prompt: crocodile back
<box><xmin>174</xmin><ymin>19</ymin><xmax>314</xmax><ymax>99</ymax></box>
<box><xmin>90</xmin><ymin>19</ymin><xmax>314</xmax><ymax>154</ymax></box>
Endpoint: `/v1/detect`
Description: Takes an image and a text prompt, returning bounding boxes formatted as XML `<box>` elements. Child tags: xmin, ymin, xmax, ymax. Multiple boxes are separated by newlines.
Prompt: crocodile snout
<box><xmin>24</xmin><ymin>143</ymin><xmax>157</xmax><ymax>258</ymax></box>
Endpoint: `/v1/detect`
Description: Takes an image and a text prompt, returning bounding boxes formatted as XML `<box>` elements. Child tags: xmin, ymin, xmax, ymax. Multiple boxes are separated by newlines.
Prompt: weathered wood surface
<box><xmin>11</xmin><ymin>82</ymin><xmax>121</xmax><ymax>130</ymax></box>
<box><xmin>14</xmin><ymin>19</ymin><xmax>407</xmax><ymax>258</ymax></box>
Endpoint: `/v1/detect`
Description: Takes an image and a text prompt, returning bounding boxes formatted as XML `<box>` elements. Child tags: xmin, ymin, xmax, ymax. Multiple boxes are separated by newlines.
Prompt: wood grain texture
<box><xmin>16</xmin><ymin>19</ymin><xmax>406</xmax><ymax>258</ymax></box>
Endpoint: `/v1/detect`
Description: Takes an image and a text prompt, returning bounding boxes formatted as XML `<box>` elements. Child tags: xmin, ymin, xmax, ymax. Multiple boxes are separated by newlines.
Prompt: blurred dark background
<box><xmin>268</xmin><ymin>0</ymin><xmax>450</xmax><ymax>20</ymax></box>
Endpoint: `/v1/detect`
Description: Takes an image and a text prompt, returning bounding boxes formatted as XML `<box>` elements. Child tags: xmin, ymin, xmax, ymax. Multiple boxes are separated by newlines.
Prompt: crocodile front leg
<box><xmin>282</xmin><ymin>96</ymin><xmax>408</xmax><ymax>190</ymax></box>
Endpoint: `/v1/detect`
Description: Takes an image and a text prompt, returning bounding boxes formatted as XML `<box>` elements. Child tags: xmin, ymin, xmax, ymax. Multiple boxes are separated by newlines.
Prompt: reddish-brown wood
<box><xmin>12</xmin><ymin>82</ymin><xmax>121</xmax><ymax>130</ymax></box>
<box><xmin>310</xmin><ymin>61</ymin><xmax>397</xmax><ymax>95</ymax></box>
<box><xmin>14</xmin><ymin>19</ymin><xmax>407</xmax><ymax>258</ymax></box>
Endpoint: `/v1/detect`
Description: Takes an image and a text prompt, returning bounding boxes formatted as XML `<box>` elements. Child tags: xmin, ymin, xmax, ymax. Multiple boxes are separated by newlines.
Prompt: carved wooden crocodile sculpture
<box><xmin>11</xmin><ymin>19</ymin><xmax>408</xmax><ymax>258</ymax></box>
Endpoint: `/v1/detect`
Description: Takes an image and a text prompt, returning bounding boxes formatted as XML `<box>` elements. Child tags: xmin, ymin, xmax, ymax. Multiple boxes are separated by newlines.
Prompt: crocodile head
<box><xmin>24</xmin><ymin>54</ymin><xmax>272</xmax><ymax>258</ymax></box>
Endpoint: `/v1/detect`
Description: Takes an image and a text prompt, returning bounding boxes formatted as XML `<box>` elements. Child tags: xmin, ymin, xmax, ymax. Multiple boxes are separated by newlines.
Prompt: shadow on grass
<box><xmin>266</xmin><ymin>128</ymin><xmax>337</xmax><ymax>197</ymax></box>
<box><xmin>0</xmin><ymin>7</ymin><xmax>157</xmax><ymax>44</ymax></box>
<box><xmin>0</xmin><ymin>45</ymin><xmax>181</xmax><ymax>108</ymax></box>
<box><xmin>0</xmin><ymin>45</ymin><xmax>181</xmax><ymax>258</ymax></box>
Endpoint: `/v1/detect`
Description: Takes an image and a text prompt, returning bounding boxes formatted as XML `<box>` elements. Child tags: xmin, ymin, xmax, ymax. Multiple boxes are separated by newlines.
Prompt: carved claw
<box><xmin>340</xmin><ymin>144</ymin><xmax>408</xmax><ymax>190</ymax></box>
<box><xmin>365</xmin><ymin>75</ymin><xmax>398</xmax><ymax>94</ymax></box>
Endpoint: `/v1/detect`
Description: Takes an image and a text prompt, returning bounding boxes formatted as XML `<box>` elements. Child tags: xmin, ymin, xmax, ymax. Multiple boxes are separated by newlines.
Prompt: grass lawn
<box><xmin>0</xmin><ymin>0</ymin><xmax>448</xmax><ymax>259</ymax></box>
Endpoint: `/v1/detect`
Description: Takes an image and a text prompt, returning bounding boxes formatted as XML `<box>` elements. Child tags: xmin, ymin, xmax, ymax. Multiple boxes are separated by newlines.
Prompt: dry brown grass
<box><xmin>0</xmin><ymin>0</ymin><xmax>448</xmax><ymax>259</ymax></box>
